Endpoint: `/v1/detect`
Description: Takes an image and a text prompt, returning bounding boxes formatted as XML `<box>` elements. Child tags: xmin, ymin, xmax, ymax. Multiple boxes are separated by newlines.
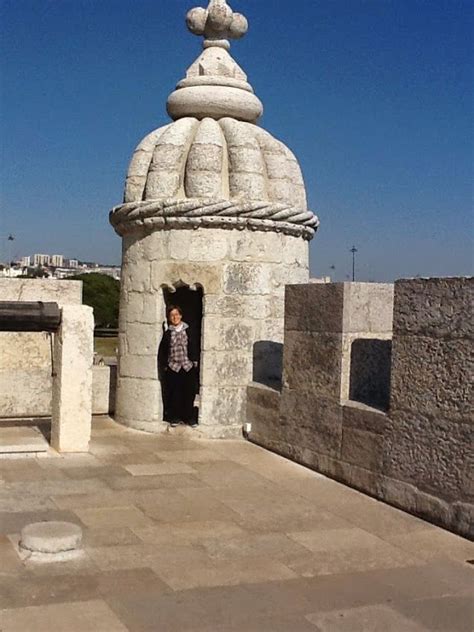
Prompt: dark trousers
<box><xmin>163</xmin><ymin>368</ymin><xmax>196</xmax><ymax>424</ymax></box>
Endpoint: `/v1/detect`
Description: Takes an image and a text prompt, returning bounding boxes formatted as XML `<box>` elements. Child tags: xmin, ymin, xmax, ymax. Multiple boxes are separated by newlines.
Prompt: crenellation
<box><xmin>248</xmin><ymin>277</ymin><xmax>474</xmax><ymax>537</ymax></box>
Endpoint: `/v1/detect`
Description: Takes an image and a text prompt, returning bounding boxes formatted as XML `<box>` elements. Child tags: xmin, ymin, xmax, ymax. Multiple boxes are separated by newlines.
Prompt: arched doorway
<box><xmin>161</xmin><ymin>283</ymin><xmax>203</xmax><ymax>424</ymax></box>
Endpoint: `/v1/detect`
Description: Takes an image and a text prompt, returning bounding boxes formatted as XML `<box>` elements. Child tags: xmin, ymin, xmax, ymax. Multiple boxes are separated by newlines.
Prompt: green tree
<box><xmin>71</xmin><ymin>273</ymin><xmax>120</xmax><ymax>328</ymax></box>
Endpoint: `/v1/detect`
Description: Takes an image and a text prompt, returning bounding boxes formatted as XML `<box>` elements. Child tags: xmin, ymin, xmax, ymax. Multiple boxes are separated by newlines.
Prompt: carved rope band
<box><xmin>110</xmin><ymin>198</ymin><xmax>319</xmax><ymax>240</ymax></box>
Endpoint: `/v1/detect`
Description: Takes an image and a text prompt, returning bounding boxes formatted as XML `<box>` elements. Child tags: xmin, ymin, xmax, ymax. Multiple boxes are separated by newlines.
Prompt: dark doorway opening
<box><xmin>161</xmin><ymin>285</ymin><xmax>203</xmax><ymax>423</ymax></box>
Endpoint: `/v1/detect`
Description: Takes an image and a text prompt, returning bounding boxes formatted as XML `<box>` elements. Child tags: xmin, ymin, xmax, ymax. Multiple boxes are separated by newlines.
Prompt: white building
<box><xmin>33</xmin><ymin>254</ymin><xmax>50</xmax><ymax>267</ymax></box>
<box><xmin>21</xmin><ymin>256</ymin><xmax>31</xmax><ymax>267</ymax></box>
<box><xmin>51</xmin><ymin>254</ymin><xmax>64</xmax><ymax>267</ymax></box>
<box><xmin>68</xmin><ymin>259</ymin><xmax>79</xmax><ymax>269</ymax></box>
<box><xmin>0</xmin><ymin>267</ymin><xmax>24</xmax><ymax>278</ymax></box>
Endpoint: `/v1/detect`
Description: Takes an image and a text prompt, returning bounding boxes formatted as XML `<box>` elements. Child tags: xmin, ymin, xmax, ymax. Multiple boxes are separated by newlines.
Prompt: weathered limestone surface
<box><xmin>392</xmin><ymin>276</ymin><xmax>473</xmax><ymax>338</ymax></box>
<box><xmin>340</xmin><ymin>283</ymin><xmax>393</xmax><ymax>404</ymax></box>
<box><xmin>249</xmin><ymin>278</ymin><xmax>473</xmax><ymax>538</ymax></box>
<box><xmin>384</xmin><ymin>277</ymin><xmax>474</xmax><ymax>520</ymax></box>
<box><xmin>0</xmin><ymin>332</ymin><xmax>52</xmax><ymax>417</ymax></box>
<box><xmin>51</xmin><ymin>305</ymin><xmax>94</xmax><ymax>452</ymax></box>
<box><xmin>283</xmin><ymin>331</ymin><xmax>343</xmax><ymax>397</ymax></box>
<box><xmin>285</xmin><ymin>282</ymin><xmax>345</xmax><ymax>333</ymax></box>
<box><xmin>92</xmin><ymin>365</ymin><xmax>117</xmax><ymax>415</ymax></box>
<box><xmin>0</xmin><ymin>279</ymin><xmax>82</xmax><ymax>419</ymax></box>
<box><xmin>0</xmin><ymin>279</ymin><xmax>82</xmax><ymax>305</ymax></box>
<box><xmin>284</xmin><ymin>282</ymin><xmax>393</xmax><ymax>406</ymax></box>
<box><xmin>116</xmin><ymin>229</ymin><xmax>308</xmax><ymax>437</ymax></box>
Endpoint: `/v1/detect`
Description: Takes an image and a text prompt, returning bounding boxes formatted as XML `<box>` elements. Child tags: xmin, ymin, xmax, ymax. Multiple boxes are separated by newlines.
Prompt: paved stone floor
<box><xmin>0</xmin><ymin>416</ymin><xmax>473</xmax><ymax>631</ymax></box>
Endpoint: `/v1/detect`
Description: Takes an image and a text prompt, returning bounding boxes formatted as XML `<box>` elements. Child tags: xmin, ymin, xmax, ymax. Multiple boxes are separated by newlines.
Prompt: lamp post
<box><xmin>1</xmin><ymin>234</ymin><xmax>15</xmax><ymax>268</ymax></box>
<box><xmin>350</xmin><ymin>245</ymin><xmax>358</xmax><ymax>282</ymax></box>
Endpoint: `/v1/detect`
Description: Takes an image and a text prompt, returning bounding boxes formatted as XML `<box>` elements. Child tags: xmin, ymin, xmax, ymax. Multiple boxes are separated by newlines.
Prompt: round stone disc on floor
<box><xmin>20</xmin><ymin>521</ymin><xmax>82</xmax><ymax>554</ymax></box>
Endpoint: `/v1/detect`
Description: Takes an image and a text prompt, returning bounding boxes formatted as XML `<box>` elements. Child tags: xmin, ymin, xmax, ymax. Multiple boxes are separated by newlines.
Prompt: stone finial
<box><xmin>167</xmin><ymin>0</ymin><xmax>263</xmax><ymax>123</ymax></box>
<box><xmin>186</xmin><ymin>0</ymin><xmax>248</xmax><ymax>49</ymax></box>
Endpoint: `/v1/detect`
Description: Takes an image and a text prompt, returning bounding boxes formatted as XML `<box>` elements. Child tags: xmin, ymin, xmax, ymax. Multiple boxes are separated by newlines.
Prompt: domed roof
<box><xmin>110</xmin><ymin>0</ymin><xmax>319</xmax><ymax>240</ymax></box>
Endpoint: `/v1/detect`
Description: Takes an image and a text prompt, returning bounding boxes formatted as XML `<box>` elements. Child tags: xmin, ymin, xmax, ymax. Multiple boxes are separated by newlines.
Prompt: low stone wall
<box><xmin>248</xmin><ymin>278</ymin><xmax>473</xmax><ymax>538</ymax></box>
<box><xmin>0</xmin><ymin>280</ymin><xmax>82</xmax><ymax>418</ymax></box>
<box><xmin>0</xmin><ymin>364</ymin><xmax>116</xmax><ymax>419</ymax></box>
<box><xmin>0</xmin><ymin>279</ymin><xmax>118</xmax><ymax>420</ymax></box>
<box><xmin>92</xmin><ymin>364</ymin><xmax>117</xmax><ymax>415</ymax></box>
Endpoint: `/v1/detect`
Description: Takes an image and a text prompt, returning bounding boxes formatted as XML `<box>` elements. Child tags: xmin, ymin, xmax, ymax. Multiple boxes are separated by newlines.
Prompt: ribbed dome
<box><xmin>124</xmin><ymin>117</ymin><xmax>307</xmax><ymax>209</ymax></box>
<box><xmin>110</xmin><ymin>116</ymin><xmax>318</xmax><ymax>239</ymax></box>
<box><xmin>110</xmin><ymin>1</ymin><xmax>319</xmax><ymax>240</ymax></box>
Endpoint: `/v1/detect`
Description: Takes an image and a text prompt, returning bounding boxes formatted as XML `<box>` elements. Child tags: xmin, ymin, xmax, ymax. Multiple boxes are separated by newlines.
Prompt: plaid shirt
<box><xmin>168</xmin><ymin>325</ymin><xmax>193</xmax><ymax>373</ymax></box>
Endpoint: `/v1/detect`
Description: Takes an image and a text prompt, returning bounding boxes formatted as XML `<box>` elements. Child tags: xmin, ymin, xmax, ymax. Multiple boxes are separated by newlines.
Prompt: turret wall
<box><xmin>115</xmin><ymin>228</ymin><xmax>309</xmax><ymax>437</ymax></box>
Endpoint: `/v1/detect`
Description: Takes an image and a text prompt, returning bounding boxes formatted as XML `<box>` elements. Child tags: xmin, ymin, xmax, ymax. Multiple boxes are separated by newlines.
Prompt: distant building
<box><xmin>21</xmin><ymin>256</ymin><xmax>31</xmax><ymax>267</ymax></box>
<box><xmin>33</xmin><ymin>254</ymin><xmax>50</xmax><ymax>267</ymax></box>
<box><xmin>68</xmin><ymin>259</ymin><xmax>79</xmax><ymax>269</ymax></box>
<box><xmin>0</xmin><ymin>267</ymin><xmax>24</xmax><ymax>278</ymax></box>
<box><xmin>92</xmin><ymin>266</ymin><xmax>121</xmax><ymax>281</ymax></box>
<box><xmin>50</xmin><ymin>254</ymin><xmax>64</xmax><ymax>267</ymax></box>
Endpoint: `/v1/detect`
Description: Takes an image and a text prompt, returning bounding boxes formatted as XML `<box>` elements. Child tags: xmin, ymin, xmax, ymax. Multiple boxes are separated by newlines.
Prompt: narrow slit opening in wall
<box><xmin>349</xmin><ymin>338</ymin><xmax>392</xmax><ymax>411</ymax></box>
<box><xmin>161</xmin><ymin>284</ymin><xmax>203</xmax><ymax>422</ymax></box>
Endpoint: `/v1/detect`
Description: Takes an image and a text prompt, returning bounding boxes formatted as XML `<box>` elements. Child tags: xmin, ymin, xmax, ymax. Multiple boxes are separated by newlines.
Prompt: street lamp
<box><xmin>350</xmin><ymin>246</ymin><xmax>358</xmax><ymax>282</ymax></box>
<box><xmin>1</xmin><ymin>234</ymin><xmax>15</xmax><ymax>267</ymax></box>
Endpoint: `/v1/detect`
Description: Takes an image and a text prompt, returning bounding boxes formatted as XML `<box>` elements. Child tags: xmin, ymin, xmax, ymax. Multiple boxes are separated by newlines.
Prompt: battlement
<box><xmin>247</xmin><ymin>277</ymin><xmax>473</xmax><ymax>538</ymax></box>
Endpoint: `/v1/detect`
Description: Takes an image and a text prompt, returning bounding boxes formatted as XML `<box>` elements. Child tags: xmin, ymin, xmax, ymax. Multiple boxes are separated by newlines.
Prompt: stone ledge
<box><xmin>342</xmin><ymin>400</ymin><xmax>387</xmax><ymax>434</ymax></box>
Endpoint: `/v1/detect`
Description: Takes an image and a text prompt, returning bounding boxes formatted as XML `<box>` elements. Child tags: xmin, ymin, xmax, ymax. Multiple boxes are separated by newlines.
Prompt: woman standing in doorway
<box><xmin>158</xmin><ymin>305</ymin><xmax>199</xmax><ymax>428</ymax></box>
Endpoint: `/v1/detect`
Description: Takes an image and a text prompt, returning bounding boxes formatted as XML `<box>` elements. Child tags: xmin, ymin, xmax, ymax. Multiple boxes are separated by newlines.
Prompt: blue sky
<box><xmin>1</xmin><ymin>0</ymin><xmax>472</xmax><ymax>281</ymax></box>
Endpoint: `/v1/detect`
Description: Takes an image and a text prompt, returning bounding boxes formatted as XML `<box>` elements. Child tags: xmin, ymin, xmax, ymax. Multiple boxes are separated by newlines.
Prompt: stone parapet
<box><xmin>385</xmin><ymin>276</ymin><xmax>473</xmax><ymax>511</ymax></box>
<box><xmin>0</xmin><ymin>279</ymin><xmax>83</xmax><ymax>420</ymax></box>
<box><xmin>0</xmin><ymin>279</ymin><xmax>82</xmax><ymax>305</ymax></box>
<box><xmin>248</xmin><ymin>278</ymin><xmax>473</xmax><ymax>538</ymax></box>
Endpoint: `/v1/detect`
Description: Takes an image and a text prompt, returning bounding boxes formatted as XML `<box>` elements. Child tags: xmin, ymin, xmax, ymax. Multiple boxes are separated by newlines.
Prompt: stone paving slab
<box><xmin>0</xmin><ymin>599</ymin><xmax>128</xmax><ymax>632</ymax></box>
<box><xmin>0</xmin><ymin>416</ymin><xmax>472</xmax><ymax>631</ymax></box>
<box><xmin>306</xmin><ymin>604</ymin><xmax>430</xmax><ymax>631</ymax></box>
<box><xmin>0</xmin><ymin>509</ymin><xmax>84</xmax><ymax>536</ymax></box>
<box><xmin>0</xmin><ymin>427</ymin><xmax>49</xmax><ymax>454</ymax></box>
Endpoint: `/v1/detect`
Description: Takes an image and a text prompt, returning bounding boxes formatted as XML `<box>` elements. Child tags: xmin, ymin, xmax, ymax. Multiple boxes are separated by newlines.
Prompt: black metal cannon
<box><xmin>0</xmin><ymin>301</ymin><xmax>61</xmax><ymax>332</ymax></box>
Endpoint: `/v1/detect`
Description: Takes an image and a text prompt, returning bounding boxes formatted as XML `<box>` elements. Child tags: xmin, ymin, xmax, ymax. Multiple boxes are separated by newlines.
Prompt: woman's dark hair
<box><xmin>166</xmin><ymin>304</ymin><xmax>183</xmax><ymax>318</ymax></box>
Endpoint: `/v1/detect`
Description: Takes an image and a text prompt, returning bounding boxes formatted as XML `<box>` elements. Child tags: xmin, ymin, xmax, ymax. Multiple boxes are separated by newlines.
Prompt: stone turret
<box><xmin>110</xmin><ymin>0</ymin><xmax>319</xmax><ymax>438</ymax></box>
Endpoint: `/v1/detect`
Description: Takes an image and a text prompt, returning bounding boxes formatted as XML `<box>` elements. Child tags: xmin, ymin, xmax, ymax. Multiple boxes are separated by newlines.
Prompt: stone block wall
<box><xmin>382</xmin><ymin>277</ymin><xmax>473</xmax><ymax>536</ymax></box>
<box><xmin>0</xmin><ymin>279</ymin><xmax>112</xmax><ymax>419</ymax></box>
<box><xmin>0</xmin><ymin>280</ymin><xmax>82</xmax><ymax>418</ymax></box>
<box><xmin>248</xmin><ymin>278</ymin><xmax>473</xmax><ymax>538</ymax></box>
<box><xmin>116</xmin><ymin>228</ymin><xmax>308</xmax><ymax>438</ymax></box>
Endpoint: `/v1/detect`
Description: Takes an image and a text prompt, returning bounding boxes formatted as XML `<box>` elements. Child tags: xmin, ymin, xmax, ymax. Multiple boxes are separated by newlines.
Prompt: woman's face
<box><xmin>169</xmin><ymin>309</ymin><xmax>182</xmax><ymax>326</ymax></box>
